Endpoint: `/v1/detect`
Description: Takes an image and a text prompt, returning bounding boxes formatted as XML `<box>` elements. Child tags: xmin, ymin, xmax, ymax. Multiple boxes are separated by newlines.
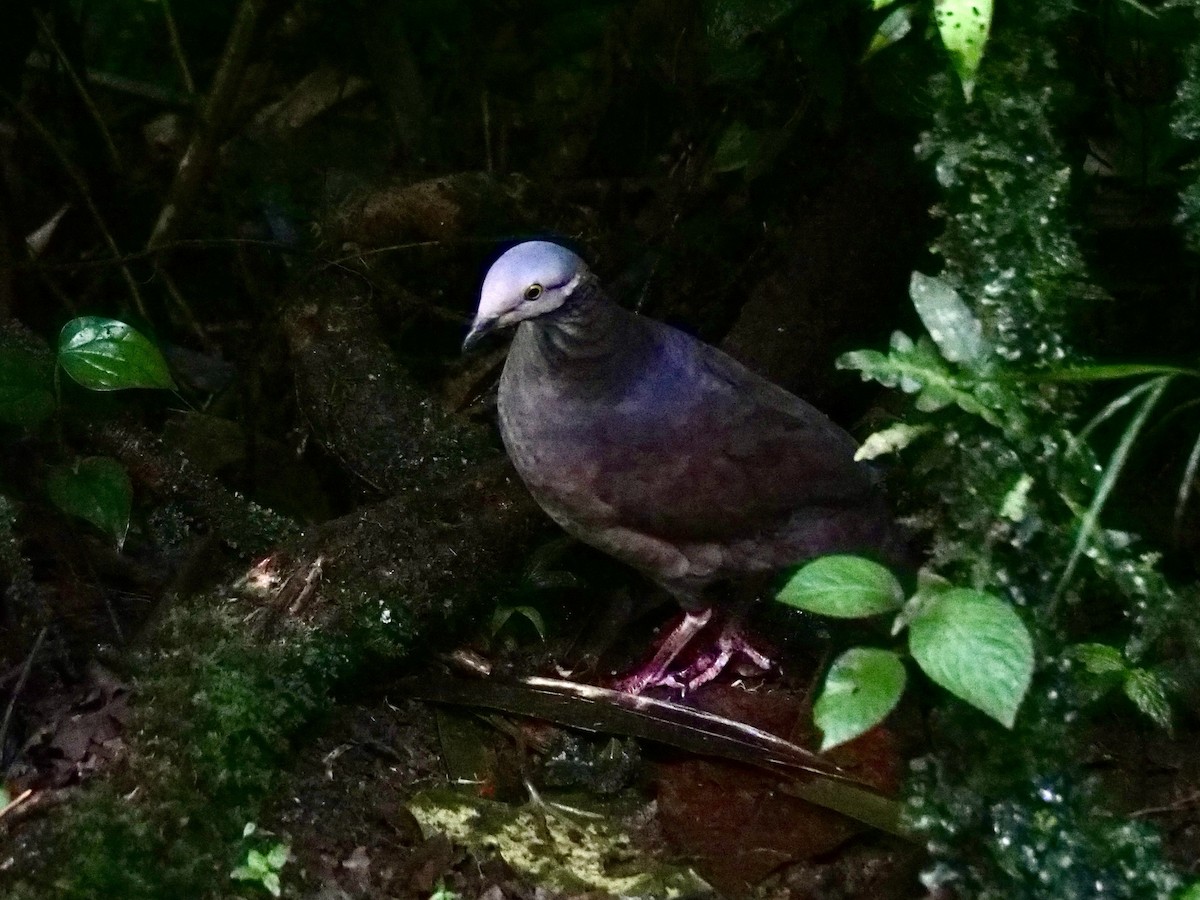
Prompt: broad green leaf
<box><xmin>854</xmin><ymin>423</ymin><xmax>932</xmax><ymax>461</ymax></box>
<box><xmin>712</xmin><ymin>121</ymin><xmax>760</xmax><ymax>173</ymax></box>
<box><xmin>1178</xmin><ymin>881</ymin><xmax>1200</xmax><ymax>900</ymax></box>
<box><xmin>777</xmin><ymin>555</ymin><xmax>904</xmax><ymax>618</ymax></box>
<box><xmin>815</xmin><ymin>647</ymin><xmax>907</xmax><ymax>751</ymax></box>
<box><xmin>1123</xmin><ymin>667</ymin><xmax>1171</xmax><ymax>729</ymax></box>
<box><xmin>909</xmin><ymin>272</ymin><xmax>988</xmax><ymax>365</ymax></box>
<box><xmin>46</xmin><ymin>456</ymin><xmax>132</xmax><ymax>550</ymax></box>
<box><xmin>262</xmin><ymin>872</ymin><xmax>281</xmax><ymax>897</ymax></box>
<box><xmin>58</xmin><ymin>316</ymin><xmax>176</xmax><ymax>391</ymax></box>
<box><xmin>0</xmin><ymin>347</ymin><xmax>55</xmax><ymax>425</ymax></box>
<box><xmin>934</xmin><ymin>0</ymin><xmax>992</xmax><ymax>101</ymax></box>
<box><xmin>863</xmin><ymin>5</ymin><xmax>913</xmax><ymax>60</ymax></box>
<box><xmin>908</xmin><ymin>588</ymin><xmax>1033</xmax><ymax>728</ymax></box>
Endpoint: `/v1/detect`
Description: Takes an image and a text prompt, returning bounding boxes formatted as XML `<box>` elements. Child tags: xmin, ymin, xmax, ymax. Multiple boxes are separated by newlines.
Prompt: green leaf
<box><xmin>1054</xmin><ymin>375</ymin><xmax>1172</xmax><ymax>605</ymax></box>
<box><xmin>934</xmin><ymin>0</ymin><xmax>992</xmax><ymax>101</ymax></box>
<box><xmin>262</xmin><ymin>872</ymin><xmax>281</xmax><ymax>897</ymax></box>
<box><xmin>998</xmin><ymin>473</ymin><xmax>1034</xmax><ymax>521</ymax></box>
<box><xmin>1069</xmin><ymin>642</ymin><xmax>1128</xmax><ymax>677</ymax></box>
<box><xmin>712</xmin><ymin>121</ymin><xmax>760</xmax><ymax>173</ymax></box>
<box><xmin>908</xmin><ymin>588</ymin><xmax>1033</xmax><ymax>728</ymax></box>
<box><xmin>1123</xmin><ymin>667</ymin><xmax>1172</xmax><ymax>729</ymax></box>
<box><xmin>46</xmin><ymin>457</ymin><xmax>133</xmax><ymax>550</ymax></box>
<box><xmin>863</xmin><ymin>5</ymin><xmax>913</xmax><ymax>61</ymax></box>
<box><xmin>58</xmin><ymin>316</ymin><xmax>176</xmax><ymax>391</ymax></box>
<box><xmin>491</xmin><ymin>605</ymin><xmax>547</xmax><ymax>641</ymax></box>
<box><xmin>838</xmin><ymin>332</ymin><xmax>1016</xmax><ymax>428</ymax></box>
<box><xmin>814</xmin><ymin>647</ymin><xmax>907</xmax><ymax>751</ymax></box>
<box><xmin>777</xmin><ymin>555</ymin><xmax>905</xmax><ymax>618</ymax></box>
<box><xmin>265</xmin><ymin>843</ymin><xmax>290</xmax><ymax>870</ymax></box>
<box><xmin>0</xmin><ymin>347</ymin><xmax>56</xmax><ymax>425</ymax></box>
<box><xmin>1178</xmin><ymin>881</ymin><xmax>1200</xmax><ymax>900</ymax></box>
<box><xmin>908</xmin><ymin>272</ymin><xmax>988</xmax><ymax>365</ymax></box>
<box><xmin>854</xmin><ymin>423</ymin><xmax>932</xmax><ymax>461</ymax></box>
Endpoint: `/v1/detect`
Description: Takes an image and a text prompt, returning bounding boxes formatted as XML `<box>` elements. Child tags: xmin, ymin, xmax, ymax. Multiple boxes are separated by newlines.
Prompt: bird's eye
<box><xmin>524</xmin><ymin>283</ymin><xmax>544</xmax><ymax>301</ymax></box>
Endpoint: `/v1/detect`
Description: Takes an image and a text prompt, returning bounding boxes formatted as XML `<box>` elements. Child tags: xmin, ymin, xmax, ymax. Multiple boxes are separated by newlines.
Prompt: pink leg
<box><xmin>673</xmin><ymin>622</ymin><xmax>772</xmax><ymax>691</ymax></box>
<box><xmin>613</xmin><ymin>609</ymin><xmax>712</xmax><ymax>694</ymax></box>
<box><xmin>614</xmin><ymin>610</ymin><xmax>774</xmax><ymax>694</ymax></box>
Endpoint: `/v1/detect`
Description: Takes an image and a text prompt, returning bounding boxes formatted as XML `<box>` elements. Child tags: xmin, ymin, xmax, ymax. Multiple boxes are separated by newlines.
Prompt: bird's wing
<box><xmin>573</xmin><ymin>330</ymin><xmax>880</xmax><ymax>545</ymax></box>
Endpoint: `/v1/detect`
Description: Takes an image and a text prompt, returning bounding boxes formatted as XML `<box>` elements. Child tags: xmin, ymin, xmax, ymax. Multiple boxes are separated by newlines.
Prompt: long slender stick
<box><xmin>0</xmin><ymin>628</ymin><xmax>48</xmax><ymax>761</ymax></box>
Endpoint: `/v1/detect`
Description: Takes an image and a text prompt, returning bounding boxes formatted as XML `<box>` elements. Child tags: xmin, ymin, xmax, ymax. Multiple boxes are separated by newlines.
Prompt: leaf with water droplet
<box><xmin>58</xmin><ymin>316</ymin><xmax>176</xmax><ymax>391</ymax></box>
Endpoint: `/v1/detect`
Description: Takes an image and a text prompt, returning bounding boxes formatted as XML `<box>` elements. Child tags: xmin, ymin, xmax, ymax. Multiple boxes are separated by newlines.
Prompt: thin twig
<box><xmin>26</xmin><ymin>53</ymin><xmax>192</xmax><ymax>106</ymax></box>
<box><xmin>147</xmin><ymin>0</ymin><xmax>271</xmax><ymax>250</ymax></box>
<box><xmin>32</xmin><ymin>11</ymin><xmax>122</xmax><ymax>172</ymax></box>
<box><xmin>153</xmin><ymin>265</ymin><xmax>207</xmax><ymax>345</ymax></box>
<box><xmin>18</xmin><ymin>236</ymin><xmax>307</xmax><ymax>272</ymax></box>
<box><xmin>3</xmin><ymin>94</ymin><xmax>148</xmax><ymax>318</ymax></box>
<box><xmin>0</xmin><ymin>628</ymin><xmax>48</xmax><ymax>760</ymax></box>
<box><xmin>159</xmin><ymin>0</ymin><xmax>196</xmax><ymax>95</ymax></box>
<box><xmin>0</xmin><ymin>788</ymin><xmax>35</xmax><ymax>822</ymax></box>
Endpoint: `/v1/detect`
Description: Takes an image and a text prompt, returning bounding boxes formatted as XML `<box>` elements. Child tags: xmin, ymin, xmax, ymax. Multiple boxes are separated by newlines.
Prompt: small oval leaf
<box><xmin>777</xmin><ymin>555</ymin><xmax>905</xmax><ymax>618</ymax></box>
<box><xmin>863</xmin><ymin>5</ymin><xmax>914</xmax><ymax>61</ymax></box>
<box><xmin>58</xmin><ymin>317</ymin><xmax>176</xmax><ymax>391</ymax></box>
<box><xmin>47</xmin><ymin>456</ymin><xmax>132</xmax><ymax>549</ymax></box>
<box><xmin>909</xmin><ymin>272</ymin><xmax>988</xmax><ymax>365</ymax></box>
<box><xmin>0</xmin><ymin>347</ymin><xmax>56</xmax><ymax>425</ymax></box>
<box><xmin>908</xmin><ymin>588</ymin><xmax>1033</xmax><ymax>728</ymax></box>
<box><xmin>815</xmin><ymin>647</ymin><xmax>907</xmax><ymax>751</ymax></box>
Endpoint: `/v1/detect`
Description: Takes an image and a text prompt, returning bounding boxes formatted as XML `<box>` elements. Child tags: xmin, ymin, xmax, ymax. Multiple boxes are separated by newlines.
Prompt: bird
<box><xmin>464</xmin><ymin>241</ymin><xmax>903</xmax><ymax>693</ymax></box>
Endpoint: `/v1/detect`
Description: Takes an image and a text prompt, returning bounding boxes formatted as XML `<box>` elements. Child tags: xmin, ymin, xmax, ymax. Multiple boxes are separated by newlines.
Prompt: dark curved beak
<box><xmin>462</xmin><ymin>317</ymin><xmax>497</xmax><ymax>353</ymax></box>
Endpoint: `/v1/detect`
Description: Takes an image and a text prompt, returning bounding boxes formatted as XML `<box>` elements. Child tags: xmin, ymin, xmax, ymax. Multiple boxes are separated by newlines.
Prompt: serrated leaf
<box><xmin>58</xmin><ymin>316</ymin><xmax>176</xmax><ymax>391</ymax></box>
<box><xmin>909</xmin><ymin>272</ymin><xmax>988</xmax><ymax>365</ymax></box>
<box><xmin>854</xmin><ymin>423</ymin><xmax>932</xmax><ymax>461</ymax></box>
<box><xmin>46</xmin><ymin>456</ymin><xmax>132</xmax><ymax>549</ymax></box>
<box><xmin>908</xmin><ymin>588</ymin><xmax>1033</xmax><ymax>727</ymax></box>
<box><xmin>777</xmin><ymin>555</ymin><xmax>905</xmax><ymax>618</ymax></box>
<box><xmin>863</xmin><ymin>5</ymin><xmax>913</xmax><ymax>60</ymax></box>
<box><xmin>1123</xmin><ymin>667</ymin><xmax>1172</xmax><ymax>729</ymax></box>
<box><xmin>934</xmin><ymin>0</ymin><xmax>992</xmax><ymax>101</ymax></box>
<box><xmin>838</xmin><ymin>334</ymin><xmax>1008</xmax><ymax>427</ymax></box>
<box><xmin>815</xmin><ymin>647</ymin><xmax>907</xmax><ymax>751</ymax></box>
<box><xmin>0</xmin><ymin>347</ymin><xmax>56</xmax><ymax>425</ymax></box>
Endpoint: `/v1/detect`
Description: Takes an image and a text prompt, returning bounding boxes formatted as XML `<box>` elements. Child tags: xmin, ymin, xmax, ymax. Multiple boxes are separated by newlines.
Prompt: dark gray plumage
<box><xmin>465</xmin><ymin>241</ymin><xmax>900</xmax><ymax>691</ymax></box>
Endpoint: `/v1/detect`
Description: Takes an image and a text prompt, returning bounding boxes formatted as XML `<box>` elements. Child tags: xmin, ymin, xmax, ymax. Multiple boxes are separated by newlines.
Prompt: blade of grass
<box><xmin>1053</xmin><ymin>375</ymin><xmax>1172</xmax><ymax>611</ymax></box>
<box><xmin>1174</xmin><ymin>427</ymin><xmax>1200</xmax><ymax>547</ymax></box>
